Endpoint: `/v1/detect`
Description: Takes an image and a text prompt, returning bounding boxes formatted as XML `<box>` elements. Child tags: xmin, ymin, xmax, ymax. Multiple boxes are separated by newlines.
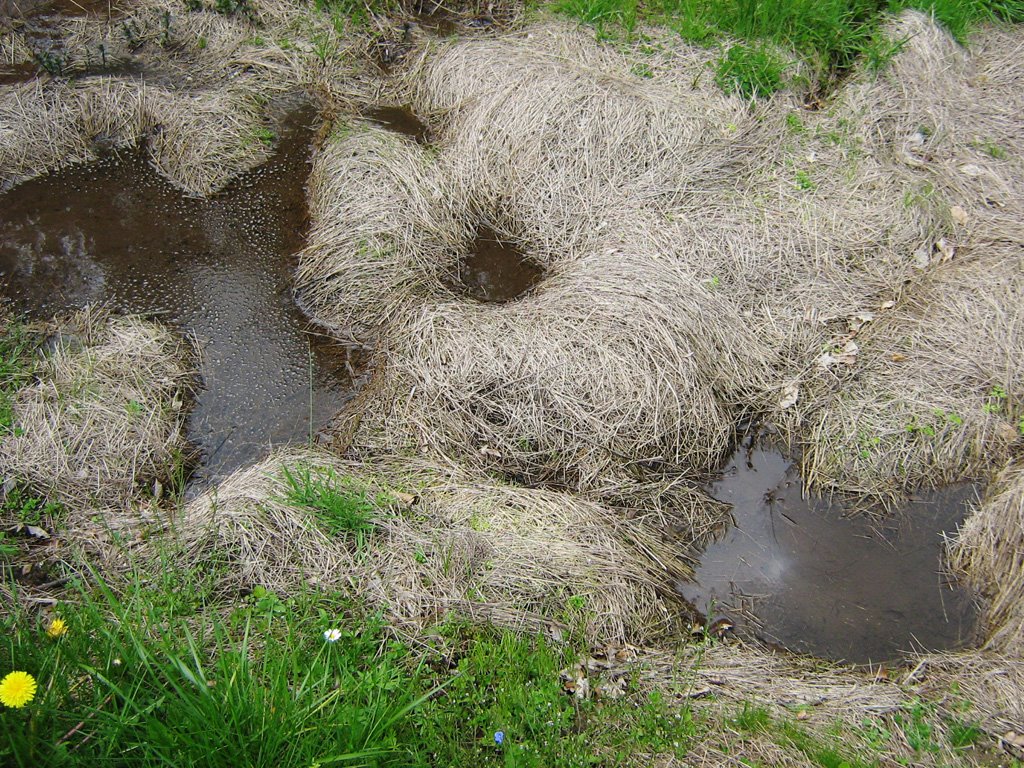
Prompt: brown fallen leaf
<box><xmin>847</xmin><ymin>312</ymin><xmax>875</xmax><ymax>333</ymax></box>
<box><xmin>18</xmin><ymin>524</ymin><xmax>51</xmax><ymax>540</ymax></box>
<box><xmin>1002</xmin><ymin>731</ymin><xmax>1024</xmax><ymax>755</ymax></box>
<box><xmin>891</xmin><ymin>353</ymin><xmax>907</xmax><ymax>362</ymax></box>
<box><xmin>817</xmin><ymin>340</ymin><xmax>859</xmax><ymax>369</ymax></box>
<box><xmin>779</xmin><ymin>382</ymin><xmax>799</xmax><ymax>409</ymax></box>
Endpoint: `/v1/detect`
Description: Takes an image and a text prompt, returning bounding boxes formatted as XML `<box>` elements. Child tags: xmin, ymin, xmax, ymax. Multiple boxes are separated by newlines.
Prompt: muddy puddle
<box><xmin>456</xmin><ymin>226</ymin><xmax>544</xmax><ymax>302</ymax></box>
<box><xmin>680</xmin><ymin>438</ymin><xmax>978</xmax><ymax>663</ymax></box>
<box><xmin>366</xmin><ymin>106</ymin><xmax>432</xmax><ymax>144</ymax></box>
<box><xmin>2</xmin><ymin>0</ymin><xmax>116</xmax><ymax>17</ymax></box>
<box><xmin>0</xmin><ymin>104</ymin><xmax>362</xmax><ymax>486</ymax></box>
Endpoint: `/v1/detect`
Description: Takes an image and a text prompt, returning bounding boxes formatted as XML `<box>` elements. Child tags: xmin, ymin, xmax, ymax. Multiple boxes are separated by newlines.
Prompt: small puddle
<box><xmin>2</xmin><ymin>0</ymin><xmax>119</xmax><ymax>17</ymax></box>
<box><xmin>0</xmin><ymin>103</ymin><xmax>362</xmax><ymax>487</ymax></box>
<box><xmin>365</xmin><ymin>105</ymin><xmax>431</xmax><ymax>144</ymax></box>
<box><xmin>455</xmin><ymin>226</ymin><xmax>543</xmax><ymax>303</ymax></box>
<box><xmin>680</xmin><ymin>438</ymin><xmax>978</xmax><ymax>663</ymax></box>
<box><xmin>0</xmin><ymin>62</ymin><xmax>39</xmax><ymax>84</ymax></box>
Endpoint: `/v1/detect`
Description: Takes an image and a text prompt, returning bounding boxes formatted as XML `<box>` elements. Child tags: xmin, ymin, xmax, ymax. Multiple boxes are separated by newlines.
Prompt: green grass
<box><xmin>4</xmin><ymin>511</ymin><xmax>997</xmax><ymax>768</ymax></box>
<box><xmin>1</xmin><ymin>576</ymin><xmax>435</xmax><ymax>767</ymax></box>
<box><xmin>281</xmin><ymin>464</ymin><xmax>386</xmax><ymax>547</ymax></box>
<box><xmin>0</xmin><ymin>461</ymin><xmax>989</xmax><ymax>767</ymax></box>
<box><xmin>0</xmin><ymin>561</ymin><xmax>700</xmax><ymax>768</ymax></box>
<box><xmin>0</xmin><ymin>316</ymin><xmax>37</xmax><ymax>435</ymax></box>
<box><xmin>715</xmin><ymin>42</ymin><xmax>789</xmax><ymax>97</ymax></box>
<box><xmin>550</xmin><ymin>0</ymin><xmax>1024</xmax><ymax>96</ymax></box>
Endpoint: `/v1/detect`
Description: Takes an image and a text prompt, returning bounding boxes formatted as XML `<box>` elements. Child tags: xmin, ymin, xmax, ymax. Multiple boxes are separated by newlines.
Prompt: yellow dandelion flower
<box><xmin>46</xmin><ymin>618</ymin><xmax>68</xmax><ymax>639</ymax></box>
<box><xmin>0</xmin><ymin>671</ymin><xmax>37</xmax><ymax>708</ymax></box>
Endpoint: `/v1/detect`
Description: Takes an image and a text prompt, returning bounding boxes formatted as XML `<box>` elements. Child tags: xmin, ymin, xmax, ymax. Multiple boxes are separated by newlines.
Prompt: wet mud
<box><xmin>2</xmin><ymin>0</ymin><xmax>117</xmax><ymax>17</ymax></box>
<box><xmin>456</xmin><ymin>226</ymin><xmax>544</xmax><ymax>303</ymax></box>
<box><xmin>365</xmin><ymin>105</ymin><xmax>432</xmax><ymax>144</ymax></box>
<box><xmin>0</xmin><ymin>62</ymin><xmax>38</xmax><ymax>84</ymax></box>
<box><xmin>681</xmin><ymin>438</ymin><xmax>978</xmax><ymax>663</ymax></box>
<box><xmin>0</xmin><ymin>104</ymin><xmax>362</xmax><ymax>486</ymax></box>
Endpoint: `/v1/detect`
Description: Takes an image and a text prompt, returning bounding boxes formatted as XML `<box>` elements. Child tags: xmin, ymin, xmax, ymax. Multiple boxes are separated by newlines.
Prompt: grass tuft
<box><xmin>281</xmin><ymin>464</ymin><xmax>384</xmax><ymax>546</ymax></box>
<box><xmin>715</xmin><ymin>42</ymin><xmax>789</xmax><ymax>97</ymax></box>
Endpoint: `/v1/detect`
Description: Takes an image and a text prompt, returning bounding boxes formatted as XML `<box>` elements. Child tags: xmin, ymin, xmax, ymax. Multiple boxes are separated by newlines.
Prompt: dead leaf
<box><xmin>23</xmin><ymin>525</ymin><xmax>50</xmax><ymax>540</ymax></box>
<box><xmin>479</xmin><ymin>447</ymin><xmax>502</xmax><ymax>459</ymax></box>
<box><xmin>935</xmin><ymin>238</ymin><xmax>956</xmax><ymax>261</ymax></box>
<box><xmin>848</xmin><ymin>312</ymin><xmax>875</xmax><ymax>333</ymax></box>
<box><xmin>796</xmin><ymin>710</ymin><xmax>811</xmax><ymax>721</ymax></box>
<box><xmin>572</xmin><ymin>677</ymin><xmax>590</xmax><ymax>700</ymax></box>
<box><xmin>1002</xmin><ymin>731</ymin><xmax>1024</xmax><ymax>755</ymax></box>
<box><xmin>779</xmin><ymin>382</ymin><xmax>799</xmax><ymax>409</ymax></box>
<box><xmin>890</xmin><ymin>353</ymin><xmax>907</xmax><ymax>363</ymax></box>
<box><xmin>950</xmin><ymin>205</ymin><xmax>969</xmax><ymax>226</ymax></box>
<box><xmin>879</xmin><ymin>300</ymin><xmax>896</xmax><ymax>310</ymax></box>
<box><xmin>595</xmin><ymin>676</ymin><xmax>627</xmax><ymax>700</ymax></box>
<box><xmin>393</xmin><ymin>491</ymin><xmax>417</xmax><ymax>505</ymax></box>
<box><xmin>817</xmin><ymin>341</ymin><xmax>859</xmax><ymax>369</ymax></box>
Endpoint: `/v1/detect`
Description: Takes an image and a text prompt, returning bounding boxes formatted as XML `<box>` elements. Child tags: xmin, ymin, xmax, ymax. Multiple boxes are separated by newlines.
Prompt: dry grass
<box><xmin>341</xmin><ymin>254</ymin><xmax>772</xmax><ymax>495</ymax></box>
<box><xmin>795</xmin><ymin>248</ymin><xmax>1023</xmax><ymax>500</ymax></box>
<box><xmin>0</xmin><ymin>306</ymin><xmax>195</xmax><ymax>511</ymax></box>
<box><xmin>768</xmin><ymin>14</ymin><xmax>1024</xmax><ymax>500</ymax></box>
<box><xmin>297</xmin><ymin>13</ymin><xmax>1024</xmax><ymax>510</ymax></box>
<box><xmin>295</xmin><ymin>122</ymin><xmax>464</xmax><ymax>341</ymax></box>
<box><xmin>0</xmin><ymin>75</ymin><xmax>274</xmax><ymax>195</ymax></box>
<box><xmin>949</xmin><ymin>461</ymin><xmax>1024</xmax><ymax>657</ymax></box>
<box><xmin>177</xmin><ymin>447</ymin><xmax>700</xmax><ymax>644</ymax></box>
<box><xmin>298</xmin><ymin>27</ymin><xmax>777</xmax><ymax>504</ymax></box>
<box><xmin>0</xmin><ymin>0</ymin><xmax>379</xmax><ymax>195</ymax></box>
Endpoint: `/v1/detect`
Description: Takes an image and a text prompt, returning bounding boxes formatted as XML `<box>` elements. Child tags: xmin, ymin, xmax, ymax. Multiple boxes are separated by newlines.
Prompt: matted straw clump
<box><xmin>296</xmin><ymin>123</ymin><xmax>464</xmax><ymax>341</ymax></box>
<box><xmin>178</xmin><ymin>447</ymin><xmax>697</xmax><ymax>643</ymax></box>
<box><xmin>794</xmin><ymin>249</ymin><xmax>1023</xmax><ymax>499</ymax></box>
<box><xmin>773</xmin><ymin>14</ymin><xmax>1024</xmax><ymax>500</ymax></box>
<box><xmin>301</xmin><ymin>13</ymin><xmax>1022</xmax><ymax>508</ymax></box>
<box><xmin>0</xmin><ymin>76</ymin><xmax>275</xmax><ymax>196</ymax></box>
<box><xmin>0</xmin><ymin>306</ymin><xmax>194</xmax><ymax>509</ymax></box>
<box><xmin>339</xmin><ymin>245</ymin><xmax>774</xmax><ymax>495</ymax></box>
<box><xmin>949</xmin><ymin>461</ymin><xmax>1024</xmax><ymax>656</ymax></box>
<box><xmin>0</xmin><ymin>0</ymin><xmax>376</xmax><ymax>196</ymax></box>
<box><xmin>297</xmin><ymin>30</ymin><xmax>777</xmax><ymax>496</ymax></box>
<box><xmin>398</xmin><ymin>22</ymin><xmax>761</xmax><ymax>250</ymax></box>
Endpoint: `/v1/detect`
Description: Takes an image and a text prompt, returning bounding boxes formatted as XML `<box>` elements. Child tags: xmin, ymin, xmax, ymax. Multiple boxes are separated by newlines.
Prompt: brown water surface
<box><xmin>457</xmin><ymin>226</ymin><xmax>544</xmax><ymax>303</ymax></box>
<box><xmin>365</xmin><ymin>105</ymin><xmax>432</xmax><ymax>144</ymax></box>
<box><xmin>681</xmin><ymin>437</ymin><xmax>978</xmax><ymax>663</ymax></box>
<box><xmin>0</xmin><ymin>105</ymin><xmax>361</xmax><ymax>486</ymax></box>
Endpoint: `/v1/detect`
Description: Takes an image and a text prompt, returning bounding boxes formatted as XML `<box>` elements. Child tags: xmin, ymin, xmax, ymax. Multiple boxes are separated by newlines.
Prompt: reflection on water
<box><xmin>0</xmin><ymin>105</ymin><xmax>362</xmax><ymax>487</ymax></box>
<box><xmin>681</xmin><ymin>439</ymin><xmax>978</xmax><ymax>663</ymax></box>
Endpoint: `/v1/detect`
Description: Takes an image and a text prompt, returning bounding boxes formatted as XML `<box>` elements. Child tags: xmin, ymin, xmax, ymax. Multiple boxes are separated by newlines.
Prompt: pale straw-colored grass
<box><xmin>0</xmin><ymin>306</ymin><xmax>194</xmax><ymax>509</ymax></box>
<box><xmin>177</xmin><ymin>447</ymin><xmax>702</xmax><ymax>643</ymax></box>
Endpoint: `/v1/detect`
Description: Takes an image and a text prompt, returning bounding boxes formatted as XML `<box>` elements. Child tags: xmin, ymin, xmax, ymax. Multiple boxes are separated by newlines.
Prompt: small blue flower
<box><xmin>494</xmin><ymin>731</ymin><xmax>505</xmax><ymax>746</ymax></box>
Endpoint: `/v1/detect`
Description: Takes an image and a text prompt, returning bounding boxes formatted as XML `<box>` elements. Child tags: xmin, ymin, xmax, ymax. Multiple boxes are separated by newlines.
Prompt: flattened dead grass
<box><xmin>0</xmin><ymin>306</ymin><xmax>194</xmax><ymax>510</ymax></box>
<box><xmin>300</xmin><ymin>12</ymin><xmax>1023</xmax><ymax>508</ymax></box>
<box><xmin>178</xmin><ymin>447</ymin><xmax>700</xmax><ymax>644</ymax></box>
<box><xmin>0</xmin><ymin>0</ymin><xmax>377</xmax><ymax>195</ymax></box>
<box><xmin>950</xmin><ymin>461</ymin><xmax>1024</xmax><ymax>656</ymax></box>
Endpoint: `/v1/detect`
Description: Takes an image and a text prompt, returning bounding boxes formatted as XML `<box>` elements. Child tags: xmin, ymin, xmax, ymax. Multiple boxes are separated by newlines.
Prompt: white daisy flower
<box><xmin>323</xmin><ymin>628</ymin><xmax>342</xmax><ymax>643</ymax></box>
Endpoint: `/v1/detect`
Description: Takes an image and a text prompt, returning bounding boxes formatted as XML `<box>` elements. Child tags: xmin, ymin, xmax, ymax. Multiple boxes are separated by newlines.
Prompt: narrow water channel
<box><xmin>0</xmin><ymin>104</ymin><xmax>361</xmax><ymax>486</ymax></box>
<box><xmin>681</xmin><ymin>437</ymin><xmax>978</xmax><ymax>663</ymax></box>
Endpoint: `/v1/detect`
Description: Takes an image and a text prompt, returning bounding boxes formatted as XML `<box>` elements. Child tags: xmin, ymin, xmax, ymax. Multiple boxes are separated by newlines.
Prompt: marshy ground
<box><xmin>1</xmin><ymin>0</ymin><xmax>1023</xmax><ymax>765</ymax></box>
